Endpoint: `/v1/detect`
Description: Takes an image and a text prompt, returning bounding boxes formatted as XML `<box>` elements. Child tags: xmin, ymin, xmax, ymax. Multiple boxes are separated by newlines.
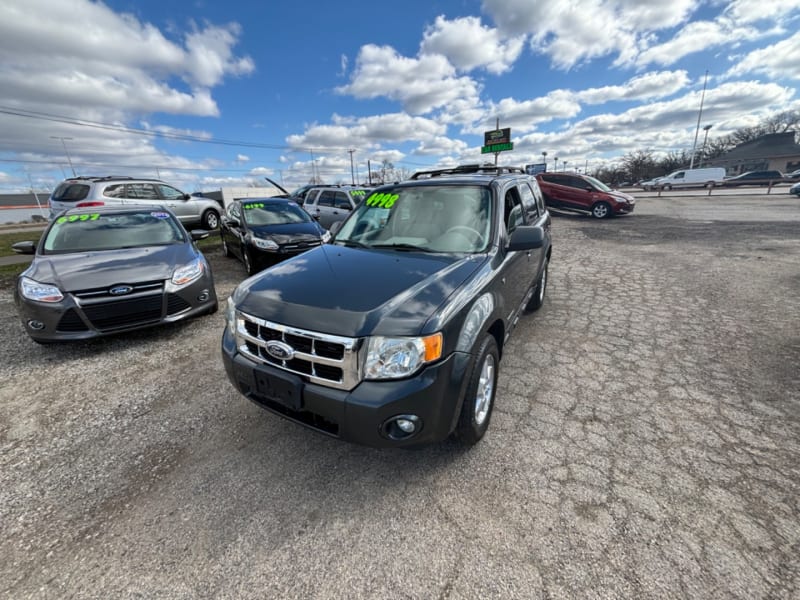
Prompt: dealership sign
<box><xmin>482</xmin><ymin>128</ymin><xmax>512</xmax><ymax>154</ymax></box>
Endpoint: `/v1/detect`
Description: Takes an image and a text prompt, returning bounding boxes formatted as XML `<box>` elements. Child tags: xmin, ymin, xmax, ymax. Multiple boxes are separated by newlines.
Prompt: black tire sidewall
<box><xmin>202</xmin><ymin>210</ymin><xmax>219</xmax><ymax>230</ymax></box>
<box><xmin>526</xmin><ymin>259</ymin><xmax>548</xmax><ymax>312</ymax></box>
<box><xmin>455</xmin><ymin>335</ymin><xmax>500</xmax><ymax>445</ymax></box>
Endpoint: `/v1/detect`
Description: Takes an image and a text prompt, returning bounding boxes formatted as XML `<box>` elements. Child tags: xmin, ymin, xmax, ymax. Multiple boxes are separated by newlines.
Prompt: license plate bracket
<box><xmin>254</xmin><ymin>368</ymin><xmax>303</xmax><ymax>411</ymax></box>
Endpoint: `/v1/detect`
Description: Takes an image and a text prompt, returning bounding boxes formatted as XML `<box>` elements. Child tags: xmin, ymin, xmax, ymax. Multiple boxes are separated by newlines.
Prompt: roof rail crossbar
<box><xmin>410</xmin><ymin>164</ymin><xmax>525</xmax><ymax>179</ymax></box>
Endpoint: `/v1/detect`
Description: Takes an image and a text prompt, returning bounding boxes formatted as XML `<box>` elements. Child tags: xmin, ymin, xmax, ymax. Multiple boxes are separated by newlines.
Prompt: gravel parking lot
<box><xmin>1</xmin><ymin>194</ymin><xmax>799</xmax><ymax>599</ymax></box>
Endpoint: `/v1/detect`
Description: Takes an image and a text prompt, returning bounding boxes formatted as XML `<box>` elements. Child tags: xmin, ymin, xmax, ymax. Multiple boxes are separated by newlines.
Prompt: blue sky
<box><xmin>0</xmin><ymin>0</ymin><xmax>799</xmax><ymax>193</ymax></box>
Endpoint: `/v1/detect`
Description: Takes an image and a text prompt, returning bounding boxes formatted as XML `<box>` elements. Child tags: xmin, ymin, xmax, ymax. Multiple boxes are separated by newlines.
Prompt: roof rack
<box><xmin>409</xmin><ymin>164</ymin><xmax>526</xmax><ymax>180</ymax></box>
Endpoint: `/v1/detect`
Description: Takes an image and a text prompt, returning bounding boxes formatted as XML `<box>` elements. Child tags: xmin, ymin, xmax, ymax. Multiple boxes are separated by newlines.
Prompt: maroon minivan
<box><xmin>536</xmin><ymin>172</ymin><xmax>635</xmax><ymax>219</ymax></box>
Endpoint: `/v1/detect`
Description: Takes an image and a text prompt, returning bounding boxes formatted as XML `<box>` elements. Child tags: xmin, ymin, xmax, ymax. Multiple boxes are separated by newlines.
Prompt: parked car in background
<box><xmin>219</xmin><ymin>198</ymin><xmax>330</xmax><ymax>275</ymax></box>
<box><xmin>48</xmin><ymin>176</ymin><xmax>222</xmax><ymax>229</ymax></box>
<box><xmin>789</xmin><ymin>181</ymin><xmax>800</xmax><ymax>197</ymax></box>
<box><xmin>301</xmin><ymin>186</ymin><xmax>371</xmax><ymax>228</ymax></box>
<box><xmin>12</xmin><ymin>206</ymin><xmax>217</xmax><ymax>343</ymax></box>
<box><xmin>785</xmin><ymin>168</ymin><xmax>800</xmax><ymax>180</ymax></box>
<box><xmin>536</xmin><ymin>172</ymin><xmax>635</xmax><ymax>218</ymax></box>
<box><xmin>723</xmin><ymin>170</ymin><xmax>785</xmax><ymax>186</ymax></box>
<box><xmin>644</xmin><ymin>167</ymin><xmax>726</xmax><ymax>190</ymax></box>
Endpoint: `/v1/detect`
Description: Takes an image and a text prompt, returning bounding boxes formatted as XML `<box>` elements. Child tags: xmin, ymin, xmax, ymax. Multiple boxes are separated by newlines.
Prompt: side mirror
<box><xmin>12</xmin><ymin>241</ymin><xmax>36</xmax><ymax>255</ymax></box>
<box><xmin>224</xmin><ymin>217</ymin><xmax>240</xmax><ymax>228</ymax></box>
<box><xmin>190</xmin><ymin>230</ymin><xmax>209</xmax><ymax>241</ymax></box>
<box><xmin>183</xmin><ymin>193</ymin><xmax>191</xmax><ymax>200</ymax></box>
<box><xmin>507</xmin><ymin>226</ymin><xmax>544</xmax><ymax>251</ymax></box>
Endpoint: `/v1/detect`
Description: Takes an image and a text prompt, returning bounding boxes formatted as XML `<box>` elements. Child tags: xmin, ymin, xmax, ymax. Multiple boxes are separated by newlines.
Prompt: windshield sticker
<box><xmin>56</xmin><ymin>213</ymin><xmax>100</xmax><ymax>224</ymax></box>
<box><xmin>351</xmin><ymin>190</ymin><xmax>367</xmax><ymax>197</ymax></box>
<box><xmin>365</xmin><ymin>193</ymin><xmax>399</xmax><ymax>208</ymax></box>
<box><xmin>150</xmin><ymin>211</ymin><xmax>170</xmax><ymax>219</ymax></box>
<box><xmin>243</xmin><ymin>202</ymin><xmax>265</xmax><ymax>209</ymax></box>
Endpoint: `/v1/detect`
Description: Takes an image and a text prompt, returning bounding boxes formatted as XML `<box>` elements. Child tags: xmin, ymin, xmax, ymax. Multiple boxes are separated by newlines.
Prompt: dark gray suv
<box><xmin>48</xmin><ymin>176</ymin><xmax>222</xmax><ymax>229</ymax></box>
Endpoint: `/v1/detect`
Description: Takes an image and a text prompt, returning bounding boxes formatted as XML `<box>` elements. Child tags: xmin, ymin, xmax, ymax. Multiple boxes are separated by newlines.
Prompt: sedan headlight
<box><xmin>19</xmin><ymin>276</ymin><xmax>64</xmax><ymax>303</ymax></box>
<box><xmin>364</xmin><ymin>333</ymin><xmax>443</xmax><ymax>380</ymax></box>
<box><xmin>250</xmin><ymin>236</ymin><xmax>279</xmax><ymax>251</ymax></box>
<box><xmin>171</xmin><ymin>257</ymin><xmax>204</xmax><ymax>286</ymax></box>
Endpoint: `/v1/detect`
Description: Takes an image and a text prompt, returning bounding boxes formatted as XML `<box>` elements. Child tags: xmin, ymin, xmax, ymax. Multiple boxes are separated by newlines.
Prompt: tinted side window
<box><xmin>317</xmin><ymin>191</ymin><xmax>336</xmax><ymax>207</ymax></box>
<box><xmin>126</xmin><ymin>183</ymin><xmax>160</xmax><ymax>200</ymax></box>
<box><xmin>158</xmin><ymin>184</ymin><xmax>185</xmax><ymax>200</ymax></box>
<box><xmin>103</xmin><ymin>184</ymin><xmax>126</xmax><ymax>198</ymax></box>
<box><xmin>565</xmin><ymin>176</ymin><xmax>590</xmax><ymax>190</ymax></box>
<box><xmin>518</xmin><ymin>183</ymin><xmax>539</xmax><ymax>222</ymax></box>
<box><xmin>504</xmin><ymin>187</ymin><xmax>524</xmax><ymax>234</ymax></box>
<box><xmin>334</xmin><ymin>192</ymin><xmax>351</xmax><ymax>210</ymax></box>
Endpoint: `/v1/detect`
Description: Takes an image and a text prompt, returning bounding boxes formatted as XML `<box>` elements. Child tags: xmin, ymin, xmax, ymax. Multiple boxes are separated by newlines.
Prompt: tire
<box><xmin>591</xmin><ymin>202</ymin><xmax>612</xmax><ymax>219</ymax></box>
<box><xmin>221</xmin><ymin>235</ymin><xmax>232</xmax><ymax>257</ymax></box>
<box><xmin>705</xmin><ymin>182</ymin><xmax>715</xmax><ymax>189</ymax></box>
<box><xmin>525</xmin><ymin>259</ymin><xmax>548</xmax><ymax>312</ymax></box>
<box><xmin>201</xmin><ymin>209</ymin><xmax>220</xmax><ymax>230</ymax></box>
<box><xmin>454</xmin><ymin>335</ymin><xmax>500</xmax><ymax>446</ymax></box>
<box><xmin>663</xmin><ymin>184</ymin><xmax>672</xmax><ymax>191</ymax></box>
<box><xmin>242</xmin><ymin>247</ymin><xmax>256</xmax><ymax>276</ymax></box>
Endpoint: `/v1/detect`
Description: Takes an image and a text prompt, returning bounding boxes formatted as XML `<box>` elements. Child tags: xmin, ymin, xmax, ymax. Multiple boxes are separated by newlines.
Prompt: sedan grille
<box><xmin>235</xmin><ymin>313</ymin><xmax>361</xmax><ymax>390</ymax></box>
<box><xmin>73</xmin><ymin>280</ymin><xmax>163</xmax><ymax>300</ymax></box>
<box><xmin>81</xmin><ymin>295</ymin><xmax>162</xmax><ymax>331</ymax></box>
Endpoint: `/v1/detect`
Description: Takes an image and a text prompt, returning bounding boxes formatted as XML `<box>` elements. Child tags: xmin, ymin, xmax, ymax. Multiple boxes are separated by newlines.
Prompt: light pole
<box><xmin>554</xmin><ymin>156</ymin><xmax>559</xmax><ymax>172</ymax></box>
<box><xmin>689</xmin><ymin>70</ymin><xmax>709</xmax><ymax>170</ymax></box>
<box><xmin>51</xmin><ymin>136</ymin><xmax>76</xmax><ymax>176</ymax></box>
<box><xmin>699</xmin><ymin>124</ymin><xmax>713</xmax><ymax>168</ymax></box>
<box><xmin>541</xmin><ymin>151</ymin><xmax>547</xmax><ymax>171</ymax></box>
<box><xmin>563</xmin><ymin>161</ymin><xmax>568</xmax><ymax>172</ymax></box>
<box><xmin>347</xmin><ymin>149</ymin><xmax>356</xmax><ymax>185</ymax></box>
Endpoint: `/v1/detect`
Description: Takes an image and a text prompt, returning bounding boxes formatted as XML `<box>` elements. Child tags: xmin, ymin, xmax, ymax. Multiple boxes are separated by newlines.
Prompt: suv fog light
<box><xmin>27</xmin><ymin>320</ymin><xmax>45</xmax><ymax>331</ymax></box>
<box><xmin>383</xmin><ymin>414</ymin><xmax>422</xmax><ymax>440</ymax></box>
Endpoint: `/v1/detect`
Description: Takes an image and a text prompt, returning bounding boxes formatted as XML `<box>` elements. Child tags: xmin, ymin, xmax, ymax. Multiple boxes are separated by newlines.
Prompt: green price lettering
<box><xmin>244</xmin><ymin>203</ymin><xmax>264</xmax><ymax>209</ymax></box>
<box><xmin>365</xmin><ymin>193</ymin><xmax>399</xmax><ymax>208</ymax></box>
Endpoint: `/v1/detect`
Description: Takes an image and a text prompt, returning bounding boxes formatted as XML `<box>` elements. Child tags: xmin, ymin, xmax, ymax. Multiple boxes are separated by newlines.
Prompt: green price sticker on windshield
<box><xmin>56</xmin><ymin>213</ymin><xmax>100</xmax><ymax>224</ymax></box>
<box><xmin>365</xmin><ymin>193</ymin><xmax>399</xmax><ymax>208</ymax></box>
<box><xmin>244</xmin><ymin>203</ymin><xmax>265</xmax><ymax>209</ymax></box>
<box><xmin>351</xmin><ymin>190</ymin><xmax>367</xmax><ymax>197</ymax></box>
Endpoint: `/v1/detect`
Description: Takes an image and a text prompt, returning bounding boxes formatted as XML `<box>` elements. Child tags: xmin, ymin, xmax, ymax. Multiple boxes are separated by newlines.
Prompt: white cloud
<box><xmin>336</xmin><ymin>44</ymin><xmax>482</xmax><ymax>114</ymax></box>
<box><xmin>724</xmin><ymin>0</ymin><xmax>800</xmax><ymax>24</ymax></box>
<box><xmin>237</xmin><ymin>154</ymin><xmax>250</xmax><ymax>162</ymax></box>
<box><xmin>484</xmin><ymin>91</ymin><xmax>582</xmax><ymax>133</ymax></box>
<box><xmin>726</xmin><ymin>31</ymin><xmax>800</xmax><ymax>80</ymax></box>
<box><xmin>420</xmin><ymin>16</ymin><xmax>525</xmax><ymax>74</ymax></box>
<box><xmin>577</xmin><ymin>71</ymin><xmax>691</xmax><ymax>104</ymax></box>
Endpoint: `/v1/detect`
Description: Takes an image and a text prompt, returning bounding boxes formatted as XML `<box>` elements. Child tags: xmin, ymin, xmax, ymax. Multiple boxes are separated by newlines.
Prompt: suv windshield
<box><xmin>43</xmin><ymin>210</ymin><xmax>185</xmax><ymax>253</ymax></box>
<box><xmin>583</xmin><ymin>175</ymin><xmax>612</xmax><ymax>192</ymax></box>
<box><xmin>334</xmin><ymin>185</ymin><xmax>492</xmax><ymax>253</ymax></box>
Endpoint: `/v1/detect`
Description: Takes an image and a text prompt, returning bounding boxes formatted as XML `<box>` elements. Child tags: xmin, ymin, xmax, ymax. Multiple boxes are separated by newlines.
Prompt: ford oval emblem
<box><xmin>265</xmin><ymin>340</ymin><xmax>295</xmax><ymax>361</ymax></box>
<box><xmin>109</xmin><ymin>285</ymin><xmax>133</xmax><ymax>296</ymax></box>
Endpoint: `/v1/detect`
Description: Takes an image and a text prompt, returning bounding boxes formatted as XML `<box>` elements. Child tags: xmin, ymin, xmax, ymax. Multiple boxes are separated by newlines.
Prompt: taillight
<box><xmin>76</xmin><ymin>201</ymin><xmax>105</xmax><ymax>207</ymax></box>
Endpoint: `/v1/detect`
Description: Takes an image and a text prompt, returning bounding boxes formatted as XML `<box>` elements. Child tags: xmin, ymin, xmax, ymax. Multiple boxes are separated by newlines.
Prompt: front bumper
<box><xmin>614</xmin><ymin>203</ymin><xmax>635</xmax><ymax>214</ymax></box>
<box><xmin>14</xmin><ymin>275</ymin><xmax>217</xmax><ymax>342</ymax></box>
<box><xmin>221</xmin><ymin>326</ymin><xmax>473</xmax><ymax>447</ymax></box>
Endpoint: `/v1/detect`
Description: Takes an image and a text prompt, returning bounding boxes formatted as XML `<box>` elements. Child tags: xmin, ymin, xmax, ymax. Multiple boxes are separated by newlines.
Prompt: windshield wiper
<box><xmin>334</xmin><ymin>239</ymin><xmax>369</xmax><ymax>249</ymax></box>
<box><xmin>370</xmin><ymin>243</ymin><xmax>434</xmax><ymax>252</ymax></box>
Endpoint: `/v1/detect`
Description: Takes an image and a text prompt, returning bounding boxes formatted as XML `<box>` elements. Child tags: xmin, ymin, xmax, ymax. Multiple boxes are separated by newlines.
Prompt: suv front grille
<box><xmin>235</xmin><ymin>313</ymin><xmax>361</xmax><ymax>390</ymax></box>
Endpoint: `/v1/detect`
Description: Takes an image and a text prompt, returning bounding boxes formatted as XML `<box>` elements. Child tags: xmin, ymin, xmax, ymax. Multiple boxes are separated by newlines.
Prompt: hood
<box><xmin>26</xmin><ymin>244</ymin><xmax>198</xmax><ymax>292</ymax></box>
<box><xmin>234</xmin><ymin>245</ymin><xmax>484</xmax><ymax>337</ymax></box>
<box><xmin>249</xmin><ymin>221</ymin><xmax>323</xmax><ymax>243</ymax></box>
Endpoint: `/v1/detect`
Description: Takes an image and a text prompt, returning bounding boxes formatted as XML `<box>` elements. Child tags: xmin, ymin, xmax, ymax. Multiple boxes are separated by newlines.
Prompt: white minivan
<box><xmin>645</xmin><ymin>167</ymin><xmax>726</xmax><ymax>190</ymax></box>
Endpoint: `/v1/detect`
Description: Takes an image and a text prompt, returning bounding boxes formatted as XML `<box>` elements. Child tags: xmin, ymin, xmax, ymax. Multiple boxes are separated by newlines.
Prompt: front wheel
<box><xmin>221</xmin><ymin>235</ymin><xmax>233</xmax><ymax>257</ymax></box>
<box><xmin>591</xmin><ymin>202</ymin><xmax>612</xmax><ymax>219</ymax></box>
<box><xmin>454</xmin><ymin>335</ymin><xmax>499</xmax><ymax>446</ymax></box>
<box><xmin>242</xmin><ymin>248</ymin><xmax>257</xmax><ymax>275</ymax></box>
<box><xmin>201</xmin><ymin>209</ymin><xmax>220</xmax><ymax>230</ymax></box>
<box><xmin>525</xmin><ymin>259</ymin><xmax>548</xmax><ymax>312</ymax></box>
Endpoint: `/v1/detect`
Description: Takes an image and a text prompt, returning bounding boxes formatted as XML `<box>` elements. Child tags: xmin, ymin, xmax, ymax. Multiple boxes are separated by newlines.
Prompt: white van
<box><xmin>646</xmin><ymin>167</ymin><xmax>726</xmax><ymax>190</ymax></box>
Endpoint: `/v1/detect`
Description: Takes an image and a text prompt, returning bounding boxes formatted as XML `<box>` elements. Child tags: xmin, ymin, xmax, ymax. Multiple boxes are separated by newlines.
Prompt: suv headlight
<box><xmin>171</xmin><ymin>257</ymin><xmax>204</xmax><ymax>285</ymax></box>
<box><xmin>225</xmin><ymin>296</ymin><xmax>237</xmax><ymax>332</ymax></box>
<box><xmin>19</xmin><ymin>276</ymin><xmax>64</xmax><ymax>303</ymax></box>
<box><xmin>364</xmin><ymin>333</ymin><xmax>443</xmax><ymax>380</ymax></box>
<box><xmin>250</xmin><ymin>236</ymin><xmax>279</xmax><ymax>251</ymax></box>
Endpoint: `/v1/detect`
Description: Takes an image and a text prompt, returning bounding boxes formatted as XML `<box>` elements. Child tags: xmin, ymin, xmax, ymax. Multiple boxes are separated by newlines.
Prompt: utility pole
<box><xmin>494</xmin><ymin>117</ymin><xmax>500</xmax><ymax>166</ymax></box>
<box><xmin>51</xmin><ymin>136</ymin><xmax>76</xmax><ymax>176</ymax></box>
<box><xmin>348</xmin><ymin>149</ymin><xmax>356</xmax><ymax>185</ymax></box>
<box><xmin>689</xmin><ymin>70</ymin><xmax>709</xmax><ymax>170</ymax></box>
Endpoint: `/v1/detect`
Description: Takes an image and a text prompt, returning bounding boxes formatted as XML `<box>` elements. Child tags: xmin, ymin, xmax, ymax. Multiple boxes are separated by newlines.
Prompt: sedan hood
<box><xmin>234</xmin><ymin>245</ymin><xmax>483</xmax><ymax>337</ymax></box>
<box><xmin>26</xmin><ymin>245</ymin><xmax>198</xmax><ymax>292</ymax></box>
<box><xmin>249</xmin><ymin>222</ymin><xmax>322</xmax><ymax>244</ymax></box>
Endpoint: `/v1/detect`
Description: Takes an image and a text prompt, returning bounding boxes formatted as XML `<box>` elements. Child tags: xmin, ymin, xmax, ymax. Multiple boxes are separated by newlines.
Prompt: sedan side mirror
<box><xmin>223</xmin><ymin>217</ymin><xmax>240</xmax><ymax>228</ymax></box>
<box><xmin>12</xmin><ymin>240</ymin><xmax>36</xmax><ymax>255</ymax></box>
<box><xmin>190</xmin><ymin>230</ymin><xmax>209</xmax><ymax>241</ymax></box>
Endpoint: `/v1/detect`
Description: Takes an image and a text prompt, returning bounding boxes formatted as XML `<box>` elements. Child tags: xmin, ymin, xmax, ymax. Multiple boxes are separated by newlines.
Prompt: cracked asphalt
<box><xmin>1</xmin><ymin>193</ymin><xmax>798</xmax><ymax>599</ymax></box>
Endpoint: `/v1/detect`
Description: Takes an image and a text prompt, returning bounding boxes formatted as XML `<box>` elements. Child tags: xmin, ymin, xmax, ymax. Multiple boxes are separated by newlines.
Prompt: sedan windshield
<box><xmin>43</xmin><ymin>210</ymin><xmax>185</xmax><ymax>253</ymax></box>
<box><xmin>242</xmin><ymin>201</ymin><xmax>312</xmax><ymax>226</ymax></box>
<box><xmin>334</xmin><ymin>185</ymin><xmax>492</xmax><ymax>253</ymax></box>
